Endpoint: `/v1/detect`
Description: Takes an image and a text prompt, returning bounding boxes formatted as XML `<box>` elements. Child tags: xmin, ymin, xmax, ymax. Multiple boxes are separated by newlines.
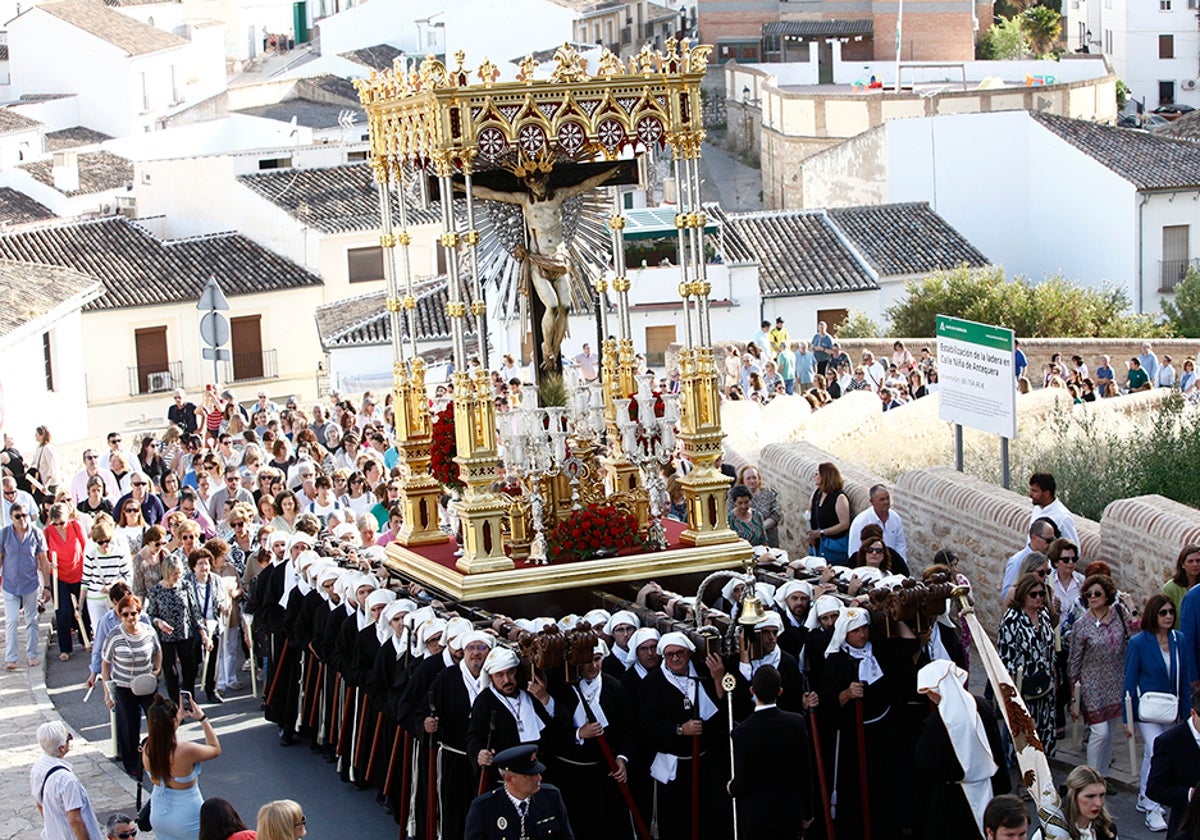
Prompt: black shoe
<box><xmin>205</xmin><ymin>690</ymin><xmax>224</xmax><ymax>704</ymax></box>
<box><xmin>279</xmin><ymin>730</ymin><xmax>296</xmax><ymax>746</ymax></box>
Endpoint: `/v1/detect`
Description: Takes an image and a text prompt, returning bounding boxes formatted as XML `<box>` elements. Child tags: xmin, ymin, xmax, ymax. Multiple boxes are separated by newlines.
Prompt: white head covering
<box><xmin>444</xmin><ymin>617</ymin><xmax>473</xmax><ymax>651</ymax></box>
<box><xmin>557</xmin><ymin>614</ymin><xmax>579</xmax><ymax>631</ymax></box>
<box><xmin>417</xmin><ymin>618</ymin><xmax>448</xmax><ymax>652</ymax></box>
<box><xmin>656</xmin><ymin>631</ymin><xmax>695</xmax><ymax>656</ymax></box>
<box><xmin>824</xmin><ymin>607</ymin><xmax>870</xmax><ymax>658</ymax></box>
<box><xmin>629</xmin><ymin>627</ymin><xmax>661</xmax><ymax>652</ymax></box>
<box><xmin>604</xmin><ymin>610</ymin><xmax>640</xmax><ymax>635</ymax></box>
<box><xmin>295</xmin><ymin>549</ymin><xmax>321</xmax><ymax>573</ymax></box>
<box><xmin>482</xmin><ymin>646</ymin><xmax>520</xmax><ymax>677</ymax></box>
<box><xmin>287</xmin><ymin>533</ymin><xmax>314</xmax><ymax>552</ymax></box>
<box><xmin>592</xmin><ymin>638</ymin><xmax>611</xmax><ymax>659</ymax></box>
<box><xmin>316</xmin><ymin>567</ymin><xmax>341</xmax><ymax>588</ymax></box>
<box><xmin>719</xmin><ymin>577</ymin><xmax>749</xmax><ymax>606</ymax></box>
<box><xmin>366</xmin><ymin>588</ymin><xmax>396</xmax><ymax>612</ymax></box>
<box><xmin>774</xmin><ymin>580</ymin><xmax>813</xmax><ymax>610</ymax></box>
<box><xmin>806</xmin><ymin>594</ymin><xmax>843</xmax><ymax>630</ymax></box>
<box><xmin>394</xmin><ymin>598</ymin><xmax>419</xmax><ymax>614</ymax></box>
<box><xmin>917</xmin><ymin>660</ymin><xmax>998</xmax><ymax>832</ymax></box>
<box><xmin>269</xmin><ymin>530</ymin><xmax>289</xmax><ymax>547</ymax></box>
<box><xmin>332</xmin><ymin>522</ymin><xmax>359</xmax><ymax>543</ymax></box>
<box><xmin>514</xmin><ymin>617</ymin><xmax>555</xmax><ymax>633</ymax></box>
<box><xmin>754</xmin><ymin>610</ymin><xmax>784</xmax><ymax>632</ymax></box>
<box><xmin>381</xmin><ymin>600</ymin><xmax>409</xmax><ymax>627</ymax></box>
<box><xmin>583</xmin><ymin>608</ymin><xmax>611</xmax><ymax>630</ymax></box>
<box><xmin>460</xmin><ymin>630</ymin><xmax>496</xmax><ymax>651</ymax></box>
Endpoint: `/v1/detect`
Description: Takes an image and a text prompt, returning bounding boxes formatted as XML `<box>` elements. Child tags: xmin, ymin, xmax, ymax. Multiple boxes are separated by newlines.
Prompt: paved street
<box><xmin>0</xmin><ymin>607</ymin><xmax>1168</xmax><ymax>840</ymax></box>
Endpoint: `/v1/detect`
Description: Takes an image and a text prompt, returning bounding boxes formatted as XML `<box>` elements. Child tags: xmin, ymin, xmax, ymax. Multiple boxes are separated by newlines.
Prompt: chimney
<box><xmin>52</xmin><ymin>151</ymin><xmax>79</xmax><ymax>193</ymax></box>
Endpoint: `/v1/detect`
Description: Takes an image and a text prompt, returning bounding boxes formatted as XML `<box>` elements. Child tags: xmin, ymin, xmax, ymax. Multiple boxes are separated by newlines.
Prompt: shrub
<box><xmin>884</xmin><ymin>265</ymin><xmax>1176</xmax><ymax>338</ymax></box>
<box><xmin>1161</xmin><ymin>267</ymin><xmax>1200</xmax><ymax>338</ymax></box>
<box><xmin>832</xmin><ymin>310</ymin><xmax>882</xmax><ymax>339</ymax></box>
<box><xmin>979</xmin><ymin>16</ymin><xmax>1029</xmax><ymax>60</ymax></box>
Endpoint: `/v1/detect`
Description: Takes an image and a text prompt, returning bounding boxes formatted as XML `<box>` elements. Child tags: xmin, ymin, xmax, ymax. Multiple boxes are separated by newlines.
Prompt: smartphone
<box><xmin>180</xmin><ymin>690</ymin><xmax>194</xmax><ymax>712</ymax></box>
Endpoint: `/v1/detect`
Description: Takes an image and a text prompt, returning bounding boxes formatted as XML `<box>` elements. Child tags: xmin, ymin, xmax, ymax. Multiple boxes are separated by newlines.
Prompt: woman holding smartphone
<box><xmin>144</xmin><ymin>692</ymin><xmax>222</xmax><ymax>840</ymax></box>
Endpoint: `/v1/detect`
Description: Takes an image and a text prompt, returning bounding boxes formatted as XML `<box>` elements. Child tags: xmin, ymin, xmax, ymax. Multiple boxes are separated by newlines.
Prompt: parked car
<box><xmin>1118</xmin><ymin>113</ymin><xmax>1170</xmax><ymax>130</ymax></box>
<box><xmin>1152</xmin><ymin>103</ymin><xmax>1196</xmax><ymax>121</ymax></box>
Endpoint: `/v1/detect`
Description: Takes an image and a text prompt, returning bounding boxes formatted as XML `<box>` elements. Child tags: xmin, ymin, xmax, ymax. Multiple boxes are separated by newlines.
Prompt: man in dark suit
<box><xmin>465</xmin><ymin>744</ymin><xmax>574</xmax><ymax>839</ymax></box>
<box><xmin>728</xmin><ymin>665</ymin><xmax>812</xmax><ymax>839</ymax></box>
<box><xmin>1147</xmin><ymin>686</ymin><xmax>1200</xmax><ymax>838</ymax></box>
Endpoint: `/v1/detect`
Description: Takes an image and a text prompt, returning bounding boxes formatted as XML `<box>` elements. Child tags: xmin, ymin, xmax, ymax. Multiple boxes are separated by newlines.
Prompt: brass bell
<box><xmin>737</xmin><ymin>591</ymin><xmax>766</xmax><ymax>626</ymax></box>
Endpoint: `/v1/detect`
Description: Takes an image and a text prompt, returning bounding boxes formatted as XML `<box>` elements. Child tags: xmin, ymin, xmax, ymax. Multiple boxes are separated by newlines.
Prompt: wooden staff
<box><xmin>354</xmin><ymin>692</ymin><xmax>371</xmax><ymax>766</ymax></box>
<box><xmin>71</xmin><ymin>595</ymin><xmax>89</xmax><ymax>648</ymax></box>
<box><xmin>266</xmin><ymin>638</ymin><xmax>290</xmax><ymax>706</ymax></box>
<box><xmin>1072</xmin><ymin>682</ymin><xmax>1082</xmax><ymax>747</ymax></box>
<box><xmin>337</xmin><ymin>685</ymin><xmax>354</xmax><ymax>756</ymax></box>
<box><xmin>477</xmin><ymin>710</ymin><xmax>496</xmax><ymax>795</ymax></box>
<box><xmin>806</xmin><ymin>705</ymin><xmax>836</xmax><ymax>840</ymax></box>
<box><xmin>329</xmin><ymin>672</ymin><xmax>343</xmax><ymax>746</ymax></box>
<box><xmin>50</xmin><ymin>550</ymin><xmax>59</xmax><ymax>612</ymax></box>
<box><xmin>244</xmin><ymin>616</ymin><xmax>257</xmax><ymax>696</ymax></box>
<box><xmin>382</xmin><ymin>726</ymin><xmax>404</xmax><ymax>810</ymax></box>
<box><xmin>306</xmin><ymin>660</ymin><xmax>324</xmax><ymax>728</ymax></box>
<box><xmin>425</xmin><ymin>730</ymin><xmax>437</xmax><ymax>840</ymax></box>
<box><xmin>573</xmin><ymin>681</ymin><xmax>652</xmax><ymax>840</ymax></box>
<box><xmin>365</xmin><ymin>711</ymin><xmax>385</xmax><ymax>780</ymax></box>
<box><xmin>855</xmin><ymin>699</ymin><xmax>871</xmax><ymax>840</ymax></box>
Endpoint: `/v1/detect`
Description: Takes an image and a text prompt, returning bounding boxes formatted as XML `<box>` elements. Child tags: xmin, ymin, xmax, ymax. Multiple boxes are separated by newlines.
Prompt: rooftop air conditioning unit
<box><xmin>1184</xmin><ymin>79</ymin><xmax>1197</xmax><ymax>91</ymax></box>
<box><xmin>147</xmin><ymin>372</ymin><xmax>173</xmax><ymax>392</ymax></box>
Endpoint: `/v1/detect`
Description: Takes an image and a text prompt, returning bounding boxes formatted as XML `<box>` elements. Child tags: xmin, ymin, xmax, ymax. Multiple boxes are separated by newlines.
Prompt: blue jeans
<box><xmin>4</xmin><ymin>590</ymin><xmax>40</xmax><ymax>663</ymax></box>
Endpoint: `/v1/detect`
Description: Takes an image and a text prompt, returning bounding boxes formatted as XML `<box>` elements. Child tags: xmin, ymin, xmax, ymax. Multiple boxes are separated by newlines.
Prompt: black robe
<box><xmin>619</xmin><ymin>664</ymin><xmax>656</xmax><ymax>832</ymax></box>
<box><xmin>639</xmin><ymin>666</ymin><xmax>732</xmax><ymax>840</ymax></box>
<box><xmin>427</xmin><ymin>661</ymin><xmax>482</xmax><ymax>840</ymax></box>
<box><xmin>550</xmin><ymin>675</ymin><xmax>637</xmax><ymax>840</ymax></box>
<box><xmin>466</xmin><ymin>686</ymin><xmax>555</xmax><ymax>793</ymax></box>
<box><xmin>400</xmin><ymin>650</ymin><xmax>455</xmax><ymax>838</ymax></box>
<box><xmin>913</xmin><ymin>694</ymin><xmax>1011</xmax><ymax>840</ymax></box>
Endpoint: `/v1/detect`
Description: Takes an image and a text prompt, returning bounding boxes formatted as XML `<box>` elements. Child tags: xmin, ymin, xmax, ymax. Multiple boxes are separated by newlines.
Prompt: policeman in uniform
<box><xmin>465</xmin><ymin>744</ymin><xmax>574</xmax><ymax>839</ymax></box>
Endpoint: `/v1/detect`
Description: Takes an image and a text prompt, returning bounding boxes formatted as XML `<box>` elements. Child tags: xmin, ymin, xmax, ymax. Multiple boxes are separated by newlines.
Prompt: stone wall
<box><xmin>1101</xmin><ymin>495</ymin><xmax>1200</xmax><ymax>590</ymax></box>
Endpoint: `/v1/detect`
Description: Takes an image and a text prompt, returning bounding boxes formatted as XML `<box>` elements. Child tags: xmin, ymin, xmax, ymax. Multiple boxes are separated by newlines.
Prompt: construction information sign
<box><xmin>936</xmin><ymin>315</ymin><xmax>1017</xmax><ymax>440</ymax></box>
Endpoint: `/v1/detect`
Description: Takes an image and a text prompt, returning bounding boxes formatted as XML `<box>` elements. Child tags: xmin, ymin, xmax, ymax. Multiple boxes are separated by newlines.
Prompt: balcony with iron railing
<box><xmin>221</xmin><ymin>349</ymin><xmax>279</xmax><ymax>383</ymax></box>
<box><xmin>128</xmin><ymin>361</ymin><xmax>183</xmax><ymax>397</ymax></box>
<box><xmin>1159</xmin><ymin>257</ymin><xmax>1200</xmax><ymax>292</ymax></box>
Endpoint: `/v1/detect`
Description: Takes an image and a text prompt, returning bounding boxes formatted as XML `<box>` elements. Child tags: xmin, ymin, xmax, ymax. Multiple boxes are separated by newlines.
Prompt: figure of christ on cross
<box><xmin>466</xmin><ymin>161</ymin><xmax>625</xmax><ymax>370</ymax></box>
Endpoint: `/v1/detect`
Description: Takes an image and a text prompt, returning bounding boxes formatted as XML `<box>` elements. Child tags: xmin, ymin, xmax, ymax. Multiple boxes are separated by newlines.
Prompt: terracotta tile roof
<box><xmin>19</xmin><ymin>151</ymin><xmax>132</xmax><ymax>197</ymax></box>
<box><xmin>0</xmin><ymin>216</ymin><xmax>321</xmax><ymax>311</ymax></box>
<box><xmin>0</xmin><ymin>259</ymin><xmax>103</xmax><ymax>339</ymax></box>
<box><xmin>717</xmin><ymin>208</ymin><xmax>878</xmax><ymax>297</ymax></box>
<box><xmin>827</xmin><ymin>202</ymin><xmax>988</xmax><ymax>276</ymax></box>
<box><xmin>236</xmin><ymin>163</ymin><xmax>448</xmax><ymax>233</ymax></box>
<box><xmin>0</xmin><ymin>108</ymin><xmax>41</xmax><ymax>134</ymax></box>
<box><xmin>36</xmin><ymin>0</ymin><xmax>187</xmax><ymax>56</ymax></box>
<box><xmin>1032</xmin><ymin>111</ymin><xmax>1200</xmax><ymax>190</ymax></box>
<box><xmin>0</xmin><ymin>188</ymin><xmax>56</xmax><ymax>225</ymax></box>
<box><xmin>1157</xmin><ymin>110</ymin><xmax>1200</xmax><ymax>142</ymax></box>
<box><xmin>314</xmin><ymin>278</ymin><xmax>471</xmax><ymax>349</ymax></box>
<box><xmin>338</xmin><ymin>44</ymin><xmax>404</xmax><ymax>71</ymax></box>
<box><xmin>44</xmin><ymin>126</ymin><xmax>112</xmax><ymax>151</ymax></box>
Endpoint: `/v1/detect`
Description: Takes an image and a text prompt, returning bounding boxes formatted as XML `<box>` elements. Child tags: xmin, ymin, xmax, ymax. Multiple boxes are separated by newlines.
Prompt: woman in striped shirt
<box><xmin>102</xmin><ymin>593</ymin><xmax>162</xmax><ymax>777</ymax></box>
<box><xmin>83</xmin><ymin>515</ymin><xmax>133</xmax><ymax>633</ymax></box>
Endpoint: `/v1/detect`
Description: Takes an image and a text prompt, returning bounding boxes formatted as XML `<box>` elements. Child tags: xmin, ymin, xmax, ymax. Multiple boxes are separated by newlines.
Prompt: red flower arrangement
<box><xmin>546</xmin><ymin>504</ymin><xmax>641</xmax><ymax>562</ymax></box>
<box><xmin>429</xmin><ymin>401</ymin><xmax>465</xmax><ymax>494</ymax></box>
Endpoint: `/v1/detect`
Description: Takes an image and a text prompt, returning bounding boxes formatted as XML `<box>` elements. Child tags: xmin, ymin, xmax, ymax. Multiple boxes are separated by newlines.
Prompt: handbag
<box><xmin>1139</xmin><ymin>634</ymin><xmax>1181</xmax><ymax>724</ymax></box>
<box><xmin>1021</xmin><ymin>670</ymin><xmax>1054</xmax><ymax>701</ymax></box>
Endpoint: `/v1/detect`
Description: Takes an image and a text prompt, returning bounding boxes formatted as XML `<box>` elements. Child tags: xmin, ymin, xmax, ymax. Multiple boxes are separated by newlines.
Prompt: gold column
<box><xmin>381</xmin><ymin>160</ymin><xmax>447</xmax><ymax>547</ymax></box>
<box><xmin>670</xmin><ymin>131</ymin><xmax>735</xmax><ymax>546</ymax></box>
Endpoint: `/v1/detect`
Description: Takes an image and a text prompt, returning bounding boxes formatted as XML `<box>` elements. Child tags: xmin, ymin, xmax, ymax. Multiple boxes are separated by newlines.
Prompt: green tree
<box><xmin>1162</xmin><ymin>267</ymin><xmax>1200</xmax><ymax>337</ymax></box>
<box><xmin>832</xmin><ymin>310</ymin><xmax>882</xmax><ymax>339</ymax></box>
<box><xmin>978</xmin><ymin>16</ymin><xmax>1029</xmax><ymax>60</ymax></box>
<box><xmin>1020</xmin><ymin>5</ymin><xmax>1062</xmax><ymax>57</ymax></box>
<box><xmin>884</xmin><ymin>264</ymin><xmax>1175</xmax><ymax>338</ymax></box>
<box><xmin>1115</xmin><ymin>79</ymin><xmax>1130</xmax><ymax>112</ymax></box>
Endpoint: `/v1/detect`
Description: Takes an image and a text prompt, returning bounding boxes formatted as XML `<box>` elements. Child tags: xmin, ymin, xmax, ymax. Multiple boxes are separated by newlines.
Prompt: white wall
<box><xmin>764</xmin><ymin>290</ymin><xmax>881</xmax><ymax>338</ymax></box>
<box><xmin>0</xmin><ymin>126</ymin><xmax>42</xmax><ymax>169</ymax></box>
<box><xmin>0</xmin><ymin>166</ymin><xmax>128</xmax><ymax>218</ymax></box>
<box><xmin>1084</xmin><ymin>0</ymin><xmax>1200</xmax><ymax>110</ymax></box>
<box><xmin>1141</xmin><ymin>190</ymin><xmax>1200</xmax><ymax>314</ymax></box>
<box><xmin>886</xmin><ymin>111</ymin><xmax>1138</xmax><ymax>304</ymax></box>
<box><xmin>0</xmin><ymin>307</ymin><xmax>91</xmax><ymax>446</ymax></box>
<box><xmin>81</xmin><ymin>287</ymin><xmax>326</xmax><ymax>404</ymax></box>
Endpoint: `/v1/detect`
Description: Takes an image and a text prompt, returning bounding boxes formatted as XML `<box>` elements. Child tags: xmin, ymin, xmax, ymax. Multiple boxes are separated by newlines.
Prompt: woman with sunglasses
<box><xmin>1164</xmin><ymin>544</ymin><xmax>1200</xmax><ymax>628</ymax></box>
<box><xmin>102</xmin><ymin>593</ymin><xmax>162</xmax><ymax>777</ymax></box>
<box><xmin>1067</xmin><ymin>574</ymin><xmax>1134</xmax><ymax>791</ymax></box>
<box><xmin>1049</xmin><ymin>539</ymin><xmax>1084</xmax><ymax>738</ymax></box>
<box><xmin>133</xmin><ymin>526</ymin><xmax>167</xmax><ymax>599</ymax></box>
<box><xmin>146</xmin><ymin>553</ymin><xmax>206</xmax><ymax>704</ymax></box>
<box><xmin>1124</xmin><ymin>594</ymin><xmax>1192</xmax><ymax>831</ymax></box>
<box><xmin>116</xmin><ymin>499</ymin><xmax>148</xmax><ymax>555</ymax></box>
<box><xmin>998</xmin><ymin>572</ymin><xmax>1059</xmax><ymax>756</ymax></box>
<box><xmin>44</xmin><ymin>502</ymin><xmax>87</xmax><ymax>660</ymax></box>
<box><xmin>83</xmin><ymin>515</ymin><xmax>133</xmax><ymax>633</ymax></box>
<box><xmin>338</xmin><ymin>470</ymin><xmax>372</xmax><ymax>518</ymax></box>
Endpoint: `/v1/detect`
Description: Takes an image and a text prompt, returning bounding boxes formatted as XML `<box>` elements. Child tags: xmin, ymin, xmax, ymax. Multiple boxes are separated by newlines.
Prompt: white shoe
<box><xmin>1147</xmin><ymin>806</ymin><xmax>1168</xmax><ymax>832</ymax></box>
<box><xmin>1137</xmin><ymin>794</ymin><xmax>1150</xmax><ymax>813</ymax></box>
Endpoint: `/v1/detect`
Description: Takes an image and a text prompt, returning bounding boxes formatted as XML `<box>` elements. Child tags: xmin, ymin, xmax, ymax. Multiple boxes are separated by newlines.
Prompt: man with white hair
<box><xmin>467</xmin><ymin>645</ymin><xmax>554</xmax><ymax>793</ymax></box>
<box><xmin>640</xmin><ymin>631</ymin><xmax>731</xmax><ymax>840</ymax></box>
<box><xmin>167</xmin><ymin>388</ymin><xmax>199</xmax><ymax>434</ymax></box>
<box><xmin>551</xmin><ymin>636</ymin><xmax>636</xmax><ymax>840</ymax></box>
<box><xmin>30</xmin><ymin>721</ymin><xmax>104</xmax><ymax>840</ymax></box>
<box><xmin>847</xmin><ymin>485</ymin><xmax>908</xmax><ymax>567</ymax></box>
<box><xmin>426</xmin><ymin>629</ymin><xmax>496</xmax><ymax>840</ymax></box>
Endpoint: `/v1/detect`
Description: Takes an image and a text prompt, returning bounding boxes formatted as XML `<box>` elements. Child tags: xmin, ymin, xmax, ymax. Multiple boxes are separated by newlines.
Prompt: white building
<box><xmin>7</xmin><ymin>0</ymin><xmax>227</xmax><ymax>138</ymax></box>
<box><xmin>1067</xmin><ymin>0</ymin><xmax>1200</xmax><ymax>111</ymax></box>
<box><xmin>0</xmin><ymin>260</ymin><xmax>103</xmax><ymax>446</ymax></box>
<box><xmin>857</xmin><ymin>110</ymin><xmax>1200</xmax><ymax>314</ymax></box>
